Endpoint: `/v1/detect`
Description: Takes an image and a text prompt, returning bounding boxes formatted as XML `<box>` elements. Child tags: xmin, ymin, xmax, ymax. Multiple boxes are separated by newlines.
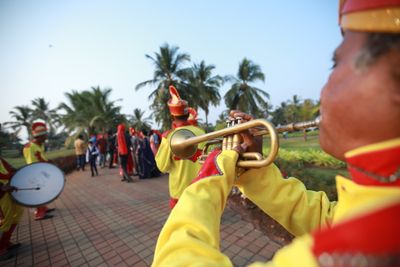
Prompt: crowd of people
<box><xmin>74</xmin><ymin>126</ymin><xmax>162</xmax><ymax>180</ymax></box>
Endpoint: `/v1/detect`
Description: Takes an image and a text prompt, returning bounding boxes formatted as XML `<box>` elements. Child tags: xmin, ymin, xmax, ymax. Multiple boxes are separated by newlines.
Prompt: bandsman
<box><xmin>153</xmin><ymin>0</ymin><xmax>400</xmax><ymax>266</ymax></box>
<box><xmin>0</xmin><ymin>157</ymin><xmax>23</xmax><ymax>261</ymax></box>
<box><xmin>23</xmin><ymin>122</ymin><xmax>55</xmax><ymax>220</ymax></box>
<box><xmin>155</xmin><ymin>86</ymin><xmax>205</xmax><ymax>209</ymax></box>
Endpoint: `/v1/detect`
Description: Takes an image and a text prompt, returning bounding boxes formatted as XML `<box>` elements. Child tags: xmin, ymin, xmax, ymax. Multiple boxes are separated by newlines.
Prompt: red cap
<box><xmin>339</xmin><ymin>0</ymin><xmax>400</xmax><ymax>33</ymax></box>
<box><xmin>31</xmin><ymin>122</ymin><xmax>47</xmax><ymax>137</ymax></box>
<box><xmin>168</xmin><ymin>86</ymin><xmax>188</xmax><ymax>116</ymax></box>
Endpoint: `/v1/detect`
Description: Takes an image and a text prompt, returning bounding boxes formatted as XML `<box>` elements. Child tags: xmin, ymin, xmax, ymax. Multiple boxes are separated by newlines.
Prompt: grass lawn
<box><xmin>279</xmin><ymin>135</ymin><xmax>321</xmax><ymax>150</ymax></box>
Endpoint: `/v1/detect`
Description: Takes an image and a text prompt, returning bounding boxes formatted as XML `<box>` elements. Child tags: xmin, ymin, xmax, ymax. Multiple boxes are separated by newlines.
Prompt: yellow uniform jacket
<box><xmin>0</xmin><ymin>158</ymin><xmax>23</xmax><ymax>232</ymax></box>
<box><xmin>155</xmin><ymin>125</ymin><xmax>205</xmax><ymax>200</ymax></box>
<box><xmin>23</xmin><ymin>141</ymin><xmax>48</xmax><ymax>164</ymax></box>
<box><xmin>153</xmin><ymin>138</ymin><xmax>400</xmax><ymax>266</ymax></box>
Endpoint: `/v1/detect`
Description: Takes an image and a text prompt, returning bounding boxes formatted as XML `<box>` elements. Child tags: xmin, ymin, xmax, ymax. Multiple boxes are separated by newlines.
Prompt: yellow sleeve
<box><xmin>247</xmin><ymin>235</ymin><xmax>319</xmax><ymax>267</ymax></box>
<box><xmin>155</xmin><ymin>136</ymin><xmax>172</xmax><ymax>173</ymax></box>
<box><xmin>235</xmin><ymin>164</ymin><xmax>336</xmax><ymax>237</ymax></box>
<box><xmin>152</xmin><ymin>151</ymin><xmax>239</xmax><ymax>267</ymax></box>
<box><xmin>23</xmin><ymin>143</ymin><xmax>48</xmax><ymax>164</ymax></box>
<box><xmin>0</xmin><ymin>179</ymin><xmax>24</xmax><ymax>232</ymax></box>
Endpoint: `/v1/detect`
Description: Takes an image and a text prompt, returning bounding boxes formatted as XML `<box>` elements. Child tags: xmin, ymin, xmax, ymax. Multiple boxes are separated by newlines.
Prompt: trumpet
<box><xmin>170</xmin><ymin>117</ymin><xmax>321</xmax><ymax>168</ymax></box>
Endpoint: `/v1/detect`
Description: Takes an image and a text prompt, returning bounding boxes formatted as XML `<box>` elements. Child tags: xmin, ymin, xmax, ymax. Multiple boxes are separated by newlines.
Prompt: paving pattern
<box><xmin>3</xmin><ymin>167</ymin><xmax>282</xmax><ymax>266</ymax></box>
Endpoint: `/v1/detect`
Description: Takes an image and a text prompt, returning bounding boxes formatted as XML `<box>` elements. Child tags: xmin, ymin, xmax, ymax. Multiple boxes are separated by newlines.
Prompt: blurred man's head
<box><xmin>31</xmin><ymin>122</ymin><xmax>48</xmax><ymax>145</ymax></box>
<box><xmin>319</xmin><ymin>1</ymin><xmax>400</xmax><ymax>160</ymax></box>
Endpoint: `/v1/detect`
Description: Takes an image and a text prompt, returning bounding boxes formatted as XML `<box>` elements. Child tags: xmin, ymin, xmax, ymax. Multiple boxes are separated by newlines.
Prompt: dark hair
<box><xmin>77</xmin><ymin>134</ymin><xmax>83</xmax><ymax>139</ymax></box>
<box><xmin>142</xmin><ymin>129</ymin><xmax>149</xmax><ymax>136</ymax></box>
<box><xmin>173</xmin><ymin>114</ymin><xmax>190</xmax><ymax>121</ymax></box>
<box><xmin>356</xmin><ymin>33</ymin><xmax>400</xmax><ymax>68</ymax></box>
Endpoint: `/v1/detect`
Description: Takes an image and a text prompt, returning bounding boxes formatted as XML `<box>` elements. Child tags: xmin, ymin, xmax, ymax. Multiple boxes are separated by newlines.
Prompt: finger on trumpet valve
<box><xmin>226</xmin><ymin>119</ymin><xmax>233</xmax><ymax>150</ymax></box>
<box><xmin>222</xmin><ymin>136</ymin><xmax>228</xmax><ymax>150</ymax></box>
<box><xmin>232</xmin><ymin>117</ymin><xmax>243</xmax><ymax>148</ymax></box>
<box><xmin>222</xmin><ymin>119</ymin><xmax>231</xmax><ymax>150</ymax></box>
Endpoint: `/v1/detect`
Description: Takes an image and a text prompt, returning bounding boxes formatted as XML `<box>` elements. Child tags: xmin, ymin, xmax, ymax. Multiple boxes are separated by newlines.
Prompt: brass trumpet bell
<box><xmin>170</xmin><ymin>129</ymin><xmax>199</xmax><ymax>159</ymax></box>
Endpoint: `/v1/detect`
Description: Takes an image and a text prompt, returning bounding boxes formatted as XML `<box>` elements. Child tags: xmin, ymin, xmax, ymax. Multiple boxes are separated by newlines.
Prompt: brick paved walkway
<box><xmin>3</xmin><ymin>167</ymin><xmax>281</xmax><ymax>267</ymax></box>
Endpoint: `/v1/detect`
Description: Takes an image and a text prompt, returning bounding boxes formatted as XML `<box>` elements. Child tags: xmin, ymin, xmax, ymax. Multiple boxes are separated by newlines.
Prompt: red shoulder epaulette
<box><xmin>312</xmin><ymin>202</ymin><xmax>400</xmax><ymax>263</ymax></box>
<box><xmin>162</xmin><ymin>130</ymin><xmax>172</xmax><ymax>138</ymax></box>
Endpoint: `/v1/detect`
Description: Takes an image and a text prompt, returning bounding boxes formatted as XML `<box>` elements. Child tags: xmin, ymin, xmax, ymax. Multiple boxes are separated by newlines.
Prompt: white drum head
<box><xmin>10</xmin><ymin>162</ymin><xmax>65</xmax><ymax>207</ymax></box>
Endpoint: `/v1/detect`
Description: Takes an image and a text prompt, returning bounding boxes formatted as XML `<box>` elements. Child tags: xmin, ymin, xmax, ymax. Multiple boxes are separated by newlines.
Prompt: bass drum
<box><xmin>10</xmin><ymin>162</ymin><xmax>65</xmax><ymax>207</ymax></box>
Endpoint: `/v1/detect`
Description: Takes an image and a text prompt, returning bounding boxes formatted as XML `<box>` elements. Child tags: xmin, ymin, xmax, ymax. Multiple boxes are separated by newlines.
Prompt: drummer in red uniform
<box><xmin>23</xmin><ymin>122</ymin><xmax>55</xmax><ymax>220</ymax></box>
<box><xmin>152</xmin><ymin>1</ymin><xmax>400</xmax><ymax>266</ymax></box>
<box><xmin>0</xmin><ymin>157</ymin><xmax>23</xmax><ymax>261</ymax></box>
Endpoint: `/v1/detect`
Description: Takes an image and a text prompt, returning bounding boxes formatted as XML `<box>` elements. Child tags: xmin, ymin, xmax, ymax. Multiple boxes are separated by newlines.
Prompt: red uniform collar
<box><xmin>345</xmin><ymin>138</ymin><xmax>400</xmax><ymax>187</ymax></box>
<box><xmin>312</xmin><ymin>202</ymin><xmax>400</xmax><ymax>264</ymax></box>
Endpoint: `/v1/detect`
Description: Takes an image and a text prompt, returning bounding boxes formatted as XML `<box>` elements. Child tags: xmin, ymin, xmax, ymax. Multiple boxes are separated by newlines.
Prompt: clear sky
<box><xmin>0</xmin><ymin>0</ymin><xmax>342</xmax><ymax>133</ymax></box>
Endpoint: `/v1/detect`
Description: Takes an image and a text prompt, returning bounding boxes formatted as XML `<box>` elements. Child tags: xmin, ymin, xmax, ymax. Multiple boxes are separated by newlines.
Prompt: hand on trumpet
<box><xmin>229</xmin><ymin>110</ymin><xmax>263</xmax><ymax>155</ymax></box>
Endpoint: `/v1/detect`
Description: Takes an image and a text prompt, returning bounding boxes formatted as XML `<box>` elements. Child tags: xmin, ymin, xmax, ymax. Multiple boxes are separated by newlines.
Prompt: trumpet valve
<box><xmin>231</xmin><ymin>117</ymin><xmax>243</xmax><ymax>149</ymax></box>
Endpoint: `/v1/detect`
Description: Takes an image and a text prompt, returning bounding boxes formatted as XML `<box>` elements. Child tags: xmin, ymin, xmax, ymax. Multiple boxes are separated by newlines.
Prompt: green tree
<box><xmin>271</xmin><ymin>102</ymin><xmax>288</xmax><ymax>126</ymax></box>
<box><xmin>0</xmin><ymin>123</ymin><xmax>22</xmax><ymax>154</ymax></box>
<box><xmin>89</xmin><ymin>86</ymin><xmax>125</xmax><ymax>133</ymax></box>
<box><xmin>135</xmin><ymin>43</ymin><xmax>191</xmax><ymax>130</ymax></box>
<box><xmin>31</xmin><ymin>97</ymin><xmax>59</xmax><ymax>134</ymax></box>
<box><xmin>285</xmin><ymin>95</ymin><xmax>302</xmax><ymax>122</ymax></box>
<box><xmin>6</xmin><ymin>105</ymin><xmax>32</xmax><ymax>139</ymax></box>
<box><xmin>224</xmin><ymin>58</ymin><xmax>269</xmax><ymax>116</ymax></box>
<box><xmin>299</xmin><ymin>99</ymin><xmax>317</xmax><ymax>121</ymax></box>
<box><xmin>129</xmin><ymin>108</ymin><xmax>152</xmax><ymax>132</ymax></box>
<box><xmin>187</xmin><ymin>61</ymin><xmax>222</xmax><ymax>126</ymax></box>
<box><xmin>214</xmin><ymin>110</ymin><xmax>229</xmax><ymax>131</ymax></box>
<box><xmin>59</xmin><ymin>87</ymin><xmax>124</xmax><ymax>137</ymax></box>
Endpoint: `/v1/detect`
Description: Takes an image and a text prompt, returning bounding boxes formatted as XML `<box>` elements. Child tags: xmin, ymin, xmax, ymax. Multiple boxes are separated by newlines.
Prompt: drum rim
<box><xmin>10</xmin><ymin>162</ymin><xmax>66</xmax><ymax>207</ymax></box>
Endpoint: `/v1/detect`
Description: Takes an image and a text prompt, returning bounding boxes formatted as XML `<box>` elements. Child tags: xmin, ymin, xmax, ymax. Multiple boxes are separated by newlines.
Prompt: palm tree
<box><xmin>31</xmin><ymin>97</ymin><xmax>58</xmax><ymax>134</ymax></box>
<box><xmin>285</xmin><ymin>94</ymin><xmax>302</xmax><ymax>122</ymax></box>
<box><xmin>89</xmin><ymin>86</ymin><xmax>124</xmax><ymax>133</ymax></box>
<box><xmin>299</xmin><ymin>99</ymin><xmax>317</xmax><ymax>121</ymax></box>
<box><xmin>224</xmin><ymin>58</ymin><xmax>269</xmax><ymax>116</ymax></box>
<box><xmin>135</xmin><ymin>43</ymin><xmax>191</xmax><ymax>130</ymax></box>
<box><xmin>129</xmin><ymin>108</ymin><xmax>152</xmax><ymax>132</ymax></box>
<box><xmin>59</xmin><ymin>90</ymin><xmax>93</xmax><ymax>135</ymax></box>
<box><xmin>6</xmin><ymin>105</ymin><xmax>32</xmax><ymax>138</ymax></box>
<box><xmin>59</xmin><ymin>87</ymin><xmax>124</xmax><ymax>136</ymax></box>
<box><xmin>271</xmin><ymin>102</ymin><xmax>288</xmax><ymax>126</ymax></box>
<box><xmin>187</xmin><ymin>61</ymin><xmax>223</xmax><ymax>125</ymax></box>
